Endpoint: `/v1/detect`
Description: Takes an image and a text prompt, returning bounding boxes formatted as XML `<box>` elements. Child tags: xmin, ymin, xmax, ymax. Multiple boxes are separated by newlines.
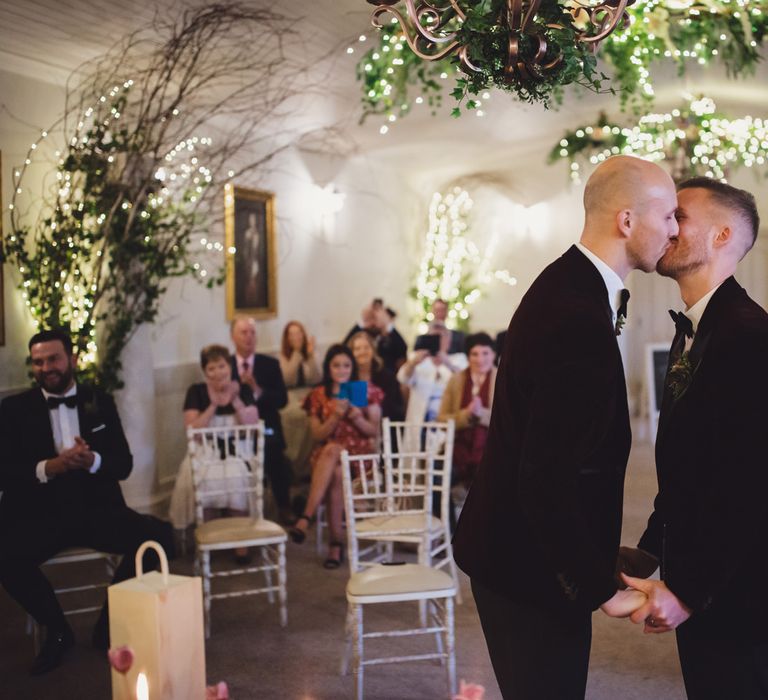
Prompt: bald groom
<box><xmin>452</xmin><ymin>155</ymin><xmax>679</xmax><ymax>699</ymax></box>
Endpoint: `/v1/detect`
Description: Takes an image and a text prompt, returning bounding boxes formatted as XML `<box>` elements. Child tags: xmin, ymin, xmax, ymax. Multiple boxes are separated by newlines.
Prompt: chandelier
<box><xmin>364</xmin><ymin>0</ymin><xmax>633</xmax><ymax>82</ymax></box>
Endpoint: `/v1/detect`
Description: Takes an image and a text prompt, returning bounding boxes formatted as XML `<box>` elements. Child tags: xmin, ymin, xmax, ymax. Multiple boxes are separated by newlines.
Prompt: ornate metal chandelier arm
<box><xmin>371</xmin><ymin>4</ymin><xmax>462</xmax><ymax>61</ymax></box>
<box><xmin>573</xmin><ymin>0</ymin><xmax>631</xmax><ymax>44</ymax></box>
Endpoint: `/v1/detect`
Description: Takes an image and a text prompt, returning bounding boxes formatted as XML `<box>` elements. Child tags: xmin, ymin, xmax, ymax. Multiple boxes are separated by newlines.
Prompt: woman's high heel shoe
<box><xmin>288</xmin><ymin>514</ymin><xmax>315</xmax><ymax>544</ymax></box>
<box><xmin>323</xmin><ymin>541</ymin><xmax>345</xmax><ymax>569</ymax></box>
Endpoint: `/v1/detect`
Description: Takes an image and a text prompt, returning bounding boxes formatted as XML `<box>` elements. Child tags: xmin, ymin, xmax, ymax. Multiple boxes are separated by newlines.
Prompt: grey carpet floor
<box><xmin>0</xmin><ymin>440</ymin><xmax>686</xmax><ymax>699</ymax></box>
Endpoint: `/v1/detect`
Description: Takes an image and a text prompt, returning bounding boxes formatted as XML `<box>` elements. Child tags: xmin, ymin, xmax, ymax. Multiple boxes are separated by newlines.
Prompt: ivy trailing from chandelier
<box><xmin>356</xmin><ymin>0</ymin><xmax>768</xmax><ymax>124</ymax></box>
<box><xmin>359</xmin><ymin>0</ymin><xmax>616</xmax><ymax>121</ymax></box>
<box><xmin>548</xmin><ymin>95</ymin><xmax>768</xmax><ymax>183</ymax></box>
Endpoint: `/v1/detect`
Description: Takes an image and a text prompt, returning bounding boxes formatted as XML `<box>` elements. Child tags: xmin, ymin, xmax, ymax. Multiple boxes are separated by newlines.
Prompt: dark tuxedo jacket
<box><xmin>453</xmin><ymin>246</ymin><xmax>631</xmax><ymax>616</ymax></box>
<box><xmin>377</xmin><ymin>327</ymin><xmax>407</xmax><ymax>373</ymax></box>
<box><xmin>0</xmin><ymin>384</ymin><xmax>132</xmax><ymax>524</ymax></box>
<box><xmin>638</xmin><ymin>277</ymin><xmax>768</xmax><ymax>638</ymax></box>
<box><xmin>230</xmin><ymin>353</ymin><xmax>287</xmax><ymax>450</ymax></box>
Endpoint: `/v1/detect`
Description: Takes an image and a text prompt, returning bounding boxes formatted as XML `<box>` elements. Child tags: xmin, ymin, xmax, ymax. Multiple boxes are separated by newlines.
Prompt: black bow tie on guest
<box><xmin>46</xmin><ymin>395</ymin><xmax>78</xmax><ymax>410</ymax></box>
<box><xmin>668</xmin><ymin>310</ymin><xmax>694</xmax><ymax>340</ymax></box>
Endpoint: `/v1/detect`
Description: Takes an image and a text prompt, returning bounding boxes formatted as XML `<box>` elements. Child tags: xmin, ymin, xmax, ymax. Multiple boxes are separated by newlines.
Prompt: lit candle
<box><xmin>136</xmin><ymin>673</ymin><xmax>149</xmax><ymax>700</ymax></box>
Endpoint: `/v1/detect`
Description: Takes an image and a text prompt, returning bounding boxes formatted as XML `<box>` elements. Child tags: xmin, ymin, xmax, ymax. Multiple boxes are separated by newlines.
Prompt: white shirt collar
<box><xmin>41</xmin><ymin>383</ymin><xmax>77</xmax><ymax>401</ymax></box>
<box><xmin>684</xmin><ymin>282</ymin><xmax>724</xmax><ymax>333</ymax></box>
<box><xmin>575</xmin><ymin>243</ymin><xmax>626</xmax><ymax>318</ymax></box>
<box><xmin>235</xmin><ymin>352</ymin><xmax>254</xmax><ymax>367</ymax></box>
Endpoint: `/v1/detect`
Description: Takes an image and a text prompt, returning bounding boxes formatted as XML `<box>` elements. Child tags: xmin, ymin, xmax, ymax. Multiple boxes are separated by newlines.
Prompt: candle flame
<box><xmin>136</xmin><ymin>672</ymin><xmax>149</xmax><ymax>700</ymax></box>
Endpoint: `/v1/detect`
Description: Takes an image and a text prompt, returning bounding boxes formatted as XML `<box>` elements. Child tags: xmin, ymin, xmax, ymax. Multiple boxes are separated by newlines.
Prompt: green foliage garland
<box><xmin>602</xmin><ymin>0</ymin><xmax>768</xmax><ymax>111</ymax></box>
<box><xmin>548</xmin><ymin>95</ymin><xmax>768</xmax><ymax>183</ymax></box>
<box><xmin>356</xmin><ymin>1</ymin><xmax>768</xmax><ymax>122</ymax></box>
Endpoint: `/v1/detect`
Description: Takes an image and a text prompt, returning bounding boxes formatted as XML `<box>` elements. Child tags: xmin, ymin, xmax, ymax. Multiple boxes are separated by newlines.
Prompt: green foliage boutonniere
<box><xmin>667</xmin><ymin>351</ymin><xmax>694</xmax><ymax>399</ymax></box>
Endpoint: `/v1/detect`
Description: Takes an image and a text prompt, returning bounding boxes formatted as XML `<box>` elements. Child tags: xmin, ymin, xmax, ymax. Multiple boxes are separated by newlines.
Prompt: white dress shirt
<box><xmin>36</xmin><ymin>384</ymin><xmax>102</xmax><ymax>483</ymax></box>
<box><xmin>576</xmin><ymin>243</ymin><xmax>627</xmax><ymax>323</ymax></box>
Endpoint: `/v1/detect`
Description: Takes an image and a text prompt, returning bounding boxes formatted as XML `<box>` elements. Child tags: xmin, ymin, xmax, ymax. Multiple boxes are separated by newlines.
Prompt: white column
<box><xmin>114</xmin><ymin>324</ymin><xmax>158</xmax><ymax>511</ymax></box>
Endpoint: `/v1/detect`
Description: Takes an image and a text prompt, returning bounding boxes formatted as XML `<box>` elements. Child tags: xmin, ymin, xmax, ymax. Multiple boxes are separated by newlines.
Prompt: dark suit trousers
<box><xmin>264</xmin><ymin>439</ymin><xmax>291</xmax><ymax>510</ymax></box>
<box><xmin>471</xmin><ymin>578</ymin><xmax>592</xmax><ymax>700</ymax></box>
<box><xmin>0</xmin><ymin>507</ymin><xmax>175</xmax><ymax>630</ymax></box>
<box><xmin>676</xmin><ymin>616</ymin><xmax>768</xmax><ymax>700</ymax></box>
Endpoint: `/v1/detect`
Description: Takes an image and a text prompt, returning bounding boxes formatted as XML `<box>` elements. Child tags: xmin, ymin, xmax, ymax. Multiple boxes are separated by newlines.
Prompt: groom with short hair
<box><xmin>620</xmin><ymin>177</ymin><xmax>768</xmax><ymax>699</ymax></box>
<box><xmin>452</xmin><ymin>155</ymin><xmax>679</xmax><ymax>699</ymax></box>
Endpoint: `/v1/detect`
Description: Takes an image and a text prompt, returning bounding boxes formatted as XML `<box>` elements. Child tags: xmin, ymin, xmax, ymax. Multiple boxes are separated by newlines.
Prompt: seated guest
<box><xmin>0</xmin><ymin>329</ymin><xmax>175</xmax><ymax>675</ymax></box>
<box><xmin>431</xmin><ymin>298</ymin><xmax>466</xmax><ymax>355</ymax></box>
<box><xmin>398</xmin><ymin>324</ymin><xmax>468</xmax><ymax>429</ymax></box>
<box><xmin>230</xmin><ymin>316</ymin><xmax>292</xmax><ymax>525</ymax></box>
<box><xmin>278</xmin><ymin>321</ymin><xmax>321</xmax><ymax>389</ymax></box>
<box><xmin>372</xmin><ymin>305</ymin><xmax>407</xmax><ymax>373</ymax></box>
<box><xmin>438</xmin><ymin>332</ymin><xmax>496</xmax><ymax>489</ymax></box>
<box><xmin>348</xmin><ymin>330</ymin><xmax>405</xmax><ymax>421</ymax></box>
<box><xmin>289</xmin><ymin>345</ymin><xmax>382</xmax><ymax>568</ymax></box>
<box><xmin>278</xmin><ymin>321</ymin><xmax>320</xmax><ymax>484</ymax></box>
<box><xmin>169</xmin><ymin>345</ymin><xmax>260</xmax><ymax>553</ymax></box>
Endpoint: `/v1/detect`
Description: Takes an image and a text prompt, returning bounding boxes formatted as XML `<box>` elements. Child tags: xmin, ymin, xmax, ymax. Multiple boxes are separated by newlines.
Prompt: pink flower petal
<box><xmin>107</xmin><ymin>646</ymin><xmax>134</xmax><ymax>674</ymax></box>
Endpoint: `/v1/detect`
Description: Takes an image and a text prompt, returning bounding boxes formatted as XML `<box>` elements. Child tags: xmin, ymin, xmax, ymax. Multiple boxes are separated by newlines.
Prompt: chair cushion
<box><xmin>357</xmin><ymin>514</ymin><xmax>442</xmax><ymax>537</ymax></box>
<box><xmin>347</xmin><ymin>563</ymin><xmax>455</xmax><ymax>598</ymax></box>
<box><xmin>195</xmin><ymin>517</ymin><xmax>286</xmax><ymax>546</ymax></box>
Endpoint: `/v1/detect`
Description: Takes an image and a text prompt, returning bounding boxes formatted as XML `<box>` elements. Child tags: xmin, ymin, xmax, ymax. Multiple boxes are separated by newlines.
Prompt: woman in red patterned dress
<box><xmin>289</xmin><ymin>344</ymin><xmax>383</xmax><ymax>567</ymax></box>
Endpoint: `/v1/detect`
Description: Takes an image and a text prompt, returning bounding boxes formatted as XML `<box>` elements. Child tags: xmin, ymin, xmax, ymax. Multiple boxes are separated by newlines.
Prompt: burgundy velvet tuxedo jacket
<box><xmin>639</xmin><ymin>276</ymin><xmax>768</xmax><ymax>638</ymax></box>
<box><xmin>0</xmin><ymin>384</ymin><xmax>132</xmax><ymax>524</ymax></box>
<box><xmin>453</xmin><ymin>245</ymin><xmax>631</xmax><ymax>616</ymax></box>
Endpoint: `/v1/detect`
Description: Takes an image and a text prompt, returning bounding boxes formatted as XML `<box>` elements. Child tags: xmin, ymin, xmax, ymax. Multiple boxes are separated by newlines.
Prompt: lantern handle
<box><xmin>135</xmin><ymin>540</ymin><xmax>170</xmax><ymax>586</ymax></box>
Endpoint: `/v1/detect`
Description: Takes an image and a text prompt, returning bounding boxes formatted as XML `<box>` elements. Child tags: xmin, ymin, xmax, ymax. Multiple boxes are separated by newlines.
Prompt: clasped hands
<box><xmin>48</xmin><ymin>436</ymin><xmax>95</xmax><ymax>475</ymax></box>
<box><xmin>599</xmin><ymin>546</ymin><xmax>691</xmax><ymax>634</ymax></box>
<box><xmin>332</xmin><ymin>398</ymin><xmax>363</xmax><ymax>422</ymax></box>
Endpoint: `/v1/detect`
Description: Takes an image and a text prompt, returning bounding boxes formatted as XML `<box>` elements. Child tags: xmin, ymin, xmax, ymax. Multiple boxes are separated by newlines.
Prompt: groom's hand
<box><xmin>621</xmin><ymin>573</ymin><xmax>692</xmax><ymax>633</ymax></box>
<box><xmin>600</xmin><ymin>588</ymin><xmax>647</xmax><ymax>618</ymax></box>
<box><xmin>615</xmin><ymin>546</ymin><xmax>659</xmax><ymax>585</ymax></box>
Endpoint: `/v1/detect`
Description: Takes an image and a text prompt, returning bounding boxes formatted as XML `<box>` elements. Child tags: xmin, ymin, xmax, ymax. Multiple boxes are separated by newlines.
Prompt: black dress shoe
<box><xmin>30</xmin><ymin>626</ymin><xmax>75</xmax><ymax>676</ymax></box>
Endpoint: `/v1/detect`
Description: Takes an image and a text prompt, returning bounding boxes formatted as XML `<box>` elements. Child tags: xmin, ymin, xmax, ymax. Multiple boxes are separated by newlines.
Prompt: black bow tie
<box><xmin>669</xmin><ymin>310</ymin><xmax>694</xmax><ymax>339</ymax></box>
<box><xmin>617</xmin><ymin>289</ymin><xmax>630</xmax><ymax>320</ymax></box>
<box><xmin>46</xmin><ymin>395</ymin><xmax>78</xmax><ymax>410</ymax></box>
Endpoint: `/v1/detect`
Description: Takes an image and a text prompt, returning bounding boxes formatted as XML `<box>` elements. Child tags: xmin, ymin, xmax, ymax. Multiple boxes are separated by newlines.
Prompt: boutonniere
<box><xmin>82</xmin><ymin>394</ymin><xmax>99</xmax><ymax>418</ymax></box>
<box><xmin>615</xmin><ymin>314</ymin><xmax>627</xmax><ymax>336</ymax></box>
<box><xmin>667</xmin><ymin>351</ymin><xmax>694</xmax><ymax>399</ymax></box>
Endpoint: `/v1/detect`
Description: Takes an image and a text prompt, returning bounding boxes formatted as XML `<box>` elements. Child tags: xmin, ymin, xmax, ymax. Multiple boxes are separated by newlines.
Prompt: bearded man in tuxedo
<box><xmin>620</xmin><ymin>178</ymin><xmax>768</xmax><ymax>699</ymax></box>
<box><xmin>0</xmin><ymin>329</ymin><xmax>175</xmax><ymax>675</ymax></box>
<box><xmin>452</xmin><ymin>155</ymin><xmax>679</xmax><ymax>699</ymax></box>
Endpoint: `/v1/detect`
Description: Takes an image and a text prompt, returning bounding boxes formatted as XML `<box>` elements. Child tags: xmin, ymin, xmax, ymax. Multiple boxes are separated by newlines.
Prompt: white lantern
<box><xmin>108</xmin><ymin>541</ymin><xmax>206</xmax><ymax>699</ymax></box>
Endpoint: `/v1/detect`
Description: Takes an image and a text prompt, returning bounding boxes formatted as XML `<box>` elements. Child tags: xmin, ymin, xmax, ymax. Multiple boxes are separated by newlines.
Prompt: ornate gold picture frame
<box><xmin>224</xmin><ymin>184</ymin><xmax>277</xmax><ymax>320</ymax></box>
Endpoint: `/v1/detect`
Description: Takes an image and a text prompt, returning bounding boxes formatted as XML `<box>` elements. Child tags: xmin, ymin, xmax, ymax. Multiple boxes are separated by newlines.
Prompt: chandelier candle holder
<box><xmin>363</xmin><ymin>0</ymin><xmax>633</xmax><ymax>109</ymax></box>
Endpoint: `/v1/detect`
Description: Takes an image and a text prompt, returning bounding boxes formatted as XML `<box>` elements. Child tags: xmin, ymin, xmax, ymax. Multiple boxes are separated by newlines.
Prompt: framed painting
<box><xmin>224</xmin><ymin>184</ymin><xmax>277</xmax><ymax>320</ymax></box>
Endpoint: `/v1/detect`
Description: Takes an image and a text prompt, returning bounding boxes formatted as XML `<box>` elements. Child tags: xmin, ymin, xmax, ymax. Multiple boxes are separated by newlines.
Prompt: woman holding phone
<box><xmin>289</xmin><ymin>344</ymin><xmax>383</xmax><ymax>568</ymax></box>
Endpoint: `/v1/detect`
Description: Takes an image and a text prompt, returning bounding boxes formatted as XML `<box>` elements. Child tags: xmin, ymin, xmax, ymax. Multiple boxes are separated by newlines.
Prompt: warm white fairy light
<box><xmin>414</xmin><ymin>187</ymin><xmax>516</xmax><ymax>330</ymax></box>
<box><xmin>560</xmin><ymin>96</ymin><xmax>768</xmax><ymax>184</ymax></box>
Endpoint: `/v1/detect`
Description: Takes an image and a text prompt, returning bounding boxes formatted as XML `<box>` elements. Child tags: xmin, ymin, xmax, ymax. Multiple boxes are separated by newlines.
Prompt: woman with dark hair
<box><xmin>169</xmin><ymin>345</ymin><xmax>259</xmax><ymax>559</ymax></box>
<box><xmin>289</xmin><ymin>344</ymin><xmax>383</xmax><ymax>568</ymax></box>
<box><xmin>438</xmin><ymin>332</ymin><xmax>496</xmax><ymax>489</ymax></box>
<box><xmin>348</xmin><ymin>330</ymin><xmax>405</xmax><ymax>421</ymax></box>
